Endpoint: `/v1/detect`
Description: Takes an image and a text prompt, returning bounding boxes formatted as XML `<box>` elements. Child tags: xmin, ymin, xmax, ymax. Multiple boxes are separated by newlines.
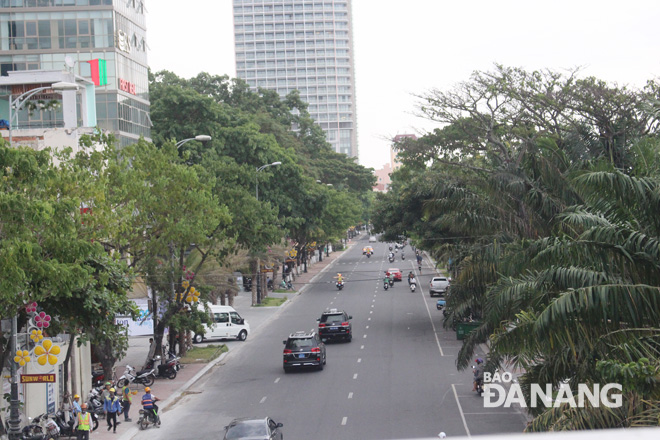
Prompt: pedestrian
<box><xmin>72</xmin><ymin>394</ymin><xmax>82</xmax><ymax>417</ymax></box>
<box><xmin>102</xmin><ymin>381</ymin><xmax>112</xmax><ymax>404</ymax></box>
<box><xmin>121</xmin><ymin>383</ymin><xmax>134</xmax><ymax>422</ymax></box>
<box><xmin>75</xmin><ymin>403</ymin><xmax>91</xmax><ymax>440</ymax></box>
<box><xmin>104</xmin><ymin>387</ymin><xmax>122</xmax><ymax>433</ymax></box>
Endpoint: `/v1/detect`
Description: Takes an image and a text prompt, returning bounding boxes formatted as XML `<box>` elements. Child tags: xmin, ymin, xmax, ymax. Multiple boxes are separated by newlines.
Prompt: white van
<box><xmin>193</xmin><ymin>304</ymin><xmax>250</xmax><ymax>343</ymax></box>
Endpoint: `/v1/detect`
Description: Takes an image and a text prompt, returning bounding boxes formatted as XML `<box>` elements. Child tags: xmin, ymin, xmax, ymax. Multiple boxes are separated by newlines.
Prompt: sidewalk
<box><xmin>94</xmin><ymin>238</ymin><xmax>358</xmax><ymax>440</ymax></box>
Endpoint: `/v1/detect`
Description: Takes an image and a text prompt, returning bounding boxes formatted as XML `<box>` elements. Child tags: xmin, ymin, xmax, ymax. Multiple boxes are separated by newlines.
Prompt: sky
<box><xmin>146</xmin><ymin>0</ymin><xmax>660</xmax><ymax>170</ymax></box>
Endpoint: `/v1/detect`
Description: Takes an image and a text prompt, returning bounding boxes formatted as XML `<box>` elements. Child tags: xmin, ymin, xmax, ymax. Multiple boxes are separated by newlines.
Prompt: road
<box><xmin>130</xmin><ymin>237</ymin><xmax>527</xmax><ymax>439</ymax></box>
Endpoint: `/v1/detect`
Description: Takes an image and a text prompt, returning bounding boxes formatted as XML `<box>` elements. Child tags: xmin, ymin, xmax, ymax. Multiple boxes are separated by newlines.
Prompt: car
<box><xmin>369</xmin><ymin>235</ymin><xmax>377</xmax><ymax>242</ymax></box>
<box><xmin>223</xmin><ymin>417</ymin><xmax>283</xmax><ymax>440</ymax></box>
<box><xmin>282</xmin><ymin>331</ymin><xmax>326</xmax><ymax>372</ymax></box>
<box><xmin>317</xmin><ymin>308</ymin><xmax>352</xmax><ymax>342</ymax></box>
<box><xmin>430</xmin><ymin>276</ymin><xmax>450</xmax><ymax>297</ymax></box>
<box><xmin>387</xmin><ymin>268</ymin><xmax>402</xmax><ymax>281</ymax></box>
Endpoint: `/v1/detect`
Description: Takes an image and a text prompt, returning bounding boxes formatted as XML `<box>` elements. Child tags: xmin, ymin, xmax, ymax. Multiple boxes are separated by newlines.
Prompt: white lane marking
<box><xmin>363</xmin><ymin>334</ymin><xmax>367</xmax><ymax>339</ymax></box>
<box><xmin>418</xmin><ymin>278</ymin><xmax>445</xmax><ymax>356</ymax></box>
<box><xmin>260</xmin><ymin>396</ymin><xmax>267</xmax><ymax>404</ymax></box>
<box><xmin>370</xmin><ymin>310</ymin><xmax>373</xmax><ymax>314</ymax></box>
<box><xmin>366</xmin><ymin>325</ymin><xmax>369</xmax><ymax>329</ymax></box>
<box><xmin>452</xmin><ymin>384</ymin><xmax>471</xmax><ymax>437</ymax></box>
<box><xmin>368</xmin><ymin>317</ymin><xmax>371</xmax><ymax>321</ymax></box>
<box><xmin>341</xmin><ymin>417</ymin><xmax>348</xmax><ymax>426</ymax></box>
<box><xmin>348</xmin><ymin>392</ymin><xmax>353</xmax><ymax>399</ymax></box>
<box><xmin>353</xmin><ymin>374</ymin><xmax>358</xmax><ymax>379</ymax></box>
<box><xmin>371</xmin><ymin>305</ymin><xmax>374</xmax><ymax>308</ymax></box>
<box><xmin>274</xmin><ymin>378</ymin><xmax>280</xmax><ymax>384</ymax></box>
<box><xmin>357</xmin><ymin>358</ymin><xmax>362</xmax><ymax>363</ymax></box>
<box><xmin>360</xmin><ymin>345</ymin><xmax>364</xmax><ymax>349</ymax></box>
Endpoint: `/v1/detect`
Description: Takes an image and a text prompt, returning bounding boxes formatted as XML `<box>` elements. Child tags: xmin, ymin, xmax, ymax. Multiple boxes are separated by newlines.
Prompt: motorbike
<box><xmin>401</xmin><ymin>252</ymin><xmax>405</xmax><ymax>260</ymax></box>
<box><xmin>117</xmin><ymin>364</ymin><xmax>156</xmax><ymax>388</ymax></box>
<box><xmin>50</xmin><ymin>410</ymin><xmax>76</xmax><ymax>438</ymax></box>
<box><xmin>388</xmin><ymin>255</ymin><xmax>395</xmax><ymax>263</ymax></box>
<box><xmin>20</xmin><ymin>413</ymin><xmax>49</xmax><ymax>440</ymax></box>
<box><xmin>410</xmin><ymin>282</ymin><xmax>416</xmax><ymax>292</ymax></box>
<box><xmin>383</xmin><ymin>280</ymin><xmax>389</xmax><ymax>290</ymax></box>
<box><xmin>366</xmin><ymin>253</ymin><xmax>371</xmax><ymax>258</ymax></box>
<box><xmin>389</xmin><ymin>278</ymin><xmax>394</xmax><ymax>287</ymax></box>
<box><xmin>138</xmin><ymin>406</ymin><xmax>161</xmax><ymax>430</ymax></box>
<box><xmin>86</xmin><ymin>388</ymin><xmax>103</xmax><ymax>430</ymax></box>
<box><xmin>145</xmin><ymin>354</ymin><xmax>181</xmax><ymax>380</ymax></box>
<box><xmin>336</xmin><ymin>281</ymin><xmax>344</xmax><ymax>291</ymax></box>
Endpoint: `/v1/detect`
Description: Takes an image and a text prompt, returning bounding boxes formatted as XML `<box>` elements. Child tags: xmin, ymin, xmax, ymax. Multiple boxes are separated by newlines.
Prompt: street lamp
<box><xmin>8</xmin><ymin>81</ymin><xmax>79</xmax><ymax>148</ymax></box>
<box><xmin>255</xmin><ymin>161</ymin><xmax>281</xmax><ymax>201</ymax></box>
<box><xmin>175</xmin><ymin>134</ymin><xmax>212</xmax><ymax>149</ymax></box>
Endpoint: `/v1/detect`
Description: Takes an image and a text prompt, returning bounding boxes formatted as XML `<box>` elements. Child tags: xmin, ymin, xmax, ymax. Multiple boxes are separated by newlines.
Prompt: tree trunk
<box><xmin>178</xmin><ymin>330</ymin><xmax>188</xmax><ymax>357</ymax></box>
<box><xmin>62</xmin><ymin>333</ymin><xmax>76</xmax><ymax>394</ymax></box>
<box><xmin>92</xmin><ymin>339</ymin><xmax>116</xmax><ymax>383</ymax></box>
<box><xmin>250</xmin><ymin>258</ymin><xmax>258</xmax><ymax>306</ymax></box>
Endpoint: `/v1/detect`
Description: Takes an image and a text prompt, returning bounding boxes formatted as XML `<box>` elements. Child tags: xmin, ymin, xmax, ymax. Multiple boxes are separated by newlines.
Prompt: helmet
<box><xmin>144</xmin><ymin>387</ymin><xmax>151</xmax><ymax>393</ymax></box>
<box><xmin>81</xmin><ymin>403</ymin><xmax>88</xmax><ymax>409</ymax></box>
<box><xmin>475</xmin><ymin>358</ymin><xmax>484</xmax><ymax>364</ymax></box>
<box><xmin>109</xmin><ymin>388</ymin><xmax>115</xmax><ymax>393</ymax></box>
<box><xmin>73</xmin><ymin>394</ymin><xmax>80</xmax><ymax>399</ymax></box>
<box><xmin>105</xmin><ymin>382</ymin><xmax>111</xmax><ymax>386</ymax></box>
<box><xmin>438</xmin><ymin>433</ymin><xmax>447</xmax><ymax>439</ymax></box>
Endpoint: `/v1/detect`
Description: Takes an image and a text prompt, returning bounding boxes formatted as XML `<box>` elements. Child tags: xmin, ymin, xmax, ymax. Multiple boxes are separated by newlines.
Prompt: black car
<box><xmin>223</xmin><ymin>417</ymin><xmax>283</xmax><ymax>440</ymax></box>
<box><xmin>317</xmin><ymin>309</ymin><xmax>352</xmax><ymax>342</ymax></box>
<box><xmin>283</xmin><ymin>331</ymin><xmax>326</xmax><ymax>372</ymax></box>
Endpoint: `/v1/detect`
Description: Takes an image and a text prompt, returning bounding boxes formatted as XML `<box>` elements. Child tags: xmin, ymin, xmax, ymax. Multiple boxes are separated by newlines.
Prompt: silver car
<box><xmin>223</xmin><ymin>417</ymin><xmax>283</xmax><ymax>440</ymax></box>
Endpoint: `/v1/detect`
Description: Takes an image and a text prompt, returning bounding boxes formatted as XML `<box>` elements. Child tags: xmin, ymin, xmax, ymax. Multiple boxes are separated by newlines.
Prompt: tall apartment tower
<box><xmin>0</xmin><ymin>0</ymin><xmax>151</xmax><ymax>146</ymax></box>
<box><xmin>232</xmin><ymin>0</ymin><xmax>358</xmax><ymax>157</ymax></box>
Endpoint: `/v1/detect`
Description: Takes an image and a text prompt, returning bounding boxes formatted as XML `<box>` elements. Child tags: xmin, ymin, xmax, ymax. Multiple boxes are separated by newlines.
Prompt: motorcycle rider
<box><xmin>141</xmin><ymin>387</ymin><xmax>161</xmax><ymax>426</ymax></box>
<box><xmin>407</xmin><ymin>272</ymin><xmax>414</xmax><ymax>285</ymax></box>
<box><xmin>384</xmin><ymin>272</ymin><xmax>391</xmax><ymax>289</ymax></box>
<box><xmin>74</xmin><ymin>403</ymin><xmax>91</xmax><ymax>440</ymax></box>
<box><xmin>409</xmin><ymin>275</ymin><xmax>417</xmax><ymax>290</ymax></box>
<box><xmin>334</xmin><ymin>273</ymin><xmax>344</xmax><ymax>287</ymax></box>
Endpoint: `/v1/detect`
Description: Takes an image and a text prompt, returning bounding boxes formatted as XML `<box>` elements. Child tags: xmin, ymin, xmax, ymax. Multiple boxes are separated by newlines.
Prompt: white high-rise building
<box><xmin>232</xmin><ymin>0</ymin><xmax>358</xmax><ymax>157</ymax></box>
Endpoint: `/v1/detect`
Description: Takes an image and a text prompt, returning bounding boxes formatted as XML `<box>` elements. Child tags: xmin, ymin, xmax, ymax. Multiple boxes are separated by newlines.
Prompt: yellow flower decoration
<box><xmin>185</xmin><ymin>287</ymin><xmax>200</xmax><ymax>303</ymax></box>
<box><xmin>30</xmin><ymin>329</ymin><xmax>44</xmax><ymax>343</ymax></box>
<box><xmin>34</xmin><ymin>339</ymin><xmax>61</xmax><ymax>366</ymax></box>
<box><xmin>182</xmin><ymin>280</ymin><xmax>190</xmax><ymax>289</ymax></box>
<box><xmin>14</xmin><ymin>350</ymin><xmax>30</xmax><ymax>366</ymax></box>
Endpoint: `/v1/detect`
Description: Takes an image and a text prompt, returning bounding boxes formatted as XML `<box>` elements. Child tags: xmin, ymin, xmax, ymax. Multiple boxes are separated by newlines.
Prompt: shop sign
<box><xmin>20</xmin><ymin>374</ymin><xmax>55</xmax><ymax>383</ymax></box>
<box><xmin>119</xmin><ymin>78</ymin><xmax>137</xmax><ymax>95</ymax></box>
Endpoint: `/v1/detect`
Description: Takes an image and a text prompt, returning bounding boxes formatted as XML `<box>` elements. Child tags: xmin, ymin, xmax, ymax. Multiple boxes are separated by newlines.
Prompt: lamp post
<box><xmin>8</xmin><ymin>81</ymin><xmax>79</xmax><ymax>148</ymax></box>
<box><xmin>7</xmin><ymin>81</ymin><xmax>78</xmax><ymax>440</ymax></box>
<box><xmin>255</xmin><ymin>161</ymin><xmax>281</xmax><ymax>201</ymax></box>
<box><xmin>175</xmin><ymin>134</ymin><xmax>212</xmax><ymax>149</ymax></box>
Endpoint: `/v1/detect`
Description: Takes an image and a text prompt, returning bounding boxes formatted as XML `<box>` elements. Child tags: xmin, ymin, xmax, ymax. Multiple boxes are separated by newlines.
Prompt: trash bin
<box><xmin>456</xmin><ymin>321</ymin><xmax>481</xmax><ymax>340</ymax></box>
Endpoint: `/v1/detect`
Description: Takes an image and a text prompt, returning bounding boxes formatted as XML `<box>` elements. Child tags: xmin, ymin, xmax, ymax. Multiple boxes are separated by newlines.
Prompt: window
<box><xmin>214</xmin><ymin>313</ymin><xmax>229</xmax><ymax>324</ymax></box>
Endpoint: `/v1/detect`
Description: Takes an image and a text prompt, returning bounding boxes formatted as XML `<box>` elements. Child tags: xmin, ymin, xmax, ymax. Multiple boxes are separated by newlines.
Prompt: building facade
<box><xmin>0</xmin><ymin>0</ymin><xmax>150</xmax><ymax>146</ymax></box>
<box><xmin>232</xmin><ymin>0</ymin><xmax>358</xmax><ymax>157</ymax></box>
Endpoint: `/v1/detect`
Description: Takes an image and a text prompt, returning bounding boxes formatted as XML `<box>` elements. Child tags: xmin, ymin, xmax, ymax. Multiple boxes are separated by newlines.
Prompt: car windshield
<box><xmin>287</xmin><ymin>338</ymin><xmax>314</xmax><ymax>349</ymax></box>
<box><xmin>226</xmin><ymin>421</ymin><xmax>267</xmax><ymax>439</ymax></box>
<box><xmin>321</xmin><ymin>314</ymin><xmax>343</xmax><ymax>324</ymax></box>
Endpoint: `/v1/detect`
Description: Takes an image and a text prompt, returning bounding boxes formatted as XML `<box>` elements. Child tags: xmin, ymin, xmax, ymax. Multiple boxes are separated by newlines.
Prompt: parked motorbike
<box><xmin>49</xmin><ymin>410</ymin><xmax>76</xmax><ymax>439</ymax></box>
<box><xmin>336</xmin><ymin>281</ymin><xmax>344</xmax><ymax>291</ymax></box>
<box><xmin>138</xmin><ymin>406</ymin><xmax>161</xmax><ymax>430</ymax></box>
<box><xmin>145</xmin><ymin>354</ymin><xmax>181</xmax><ymax>380</ymax></box>
<box><xmin>86</xmin><ymin>387</ymin><xmax>103</xmax><ymax>430</ymax></box>
<box><xmin>117</xmin><ymin>365</ymin><xmax>156</xmax><ymax>388</ymax></box>
<box><xmin>91</xmin><ymin>369</ymin><xmax>105</xmax><ymax>387</ymax></box>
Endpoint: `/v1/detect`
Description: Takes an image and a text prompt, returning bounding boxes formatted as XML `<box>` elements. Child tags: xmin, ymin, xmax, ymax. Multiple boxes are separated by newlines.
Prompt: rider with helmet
<box><xmin>141</xmin><ymin>387</ymin><xmax>160</xmax><ymax>425</ymax></box>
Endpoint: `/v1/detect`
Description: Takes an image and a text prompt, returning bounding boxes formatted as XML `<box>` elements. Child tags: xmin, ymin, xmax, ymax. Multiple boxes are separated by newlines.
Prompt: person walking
<box><xmin>104</xmin><ymin>388</ymin><xmax>122</xmax><ymax>433</ymax></box>
<box><xmin>72</xmin><ymin>394</ymin><xmax>82</xmax><ymax>417</ymax></box>
<box><xmin>121</xmin><ymin>384</ymin><xmax>133</xmax><ymax>422</ymax></box>
<box><xmin>74</xmin><ymin>403</ymin><xmax>91</xmax><ymax>440</ymax></box>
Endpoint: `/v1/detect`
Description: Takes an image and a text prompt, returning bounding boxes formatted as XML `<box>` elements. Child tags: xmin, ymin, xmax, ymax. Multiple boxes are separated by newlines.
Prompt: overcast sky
<box><xmin>146</xmin><ymin>0</ymin><xmax>660</xmax><ymax>169</ymax></box>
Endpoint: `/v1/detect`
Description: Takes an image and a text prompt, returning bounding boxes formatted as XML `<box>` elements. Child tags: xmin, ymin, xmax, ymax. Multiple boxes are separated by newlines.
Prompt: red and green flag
<box><xmin>86</xmin><ymin>59</ymin><xmax>108</xmax><ymax>86</ymax></box>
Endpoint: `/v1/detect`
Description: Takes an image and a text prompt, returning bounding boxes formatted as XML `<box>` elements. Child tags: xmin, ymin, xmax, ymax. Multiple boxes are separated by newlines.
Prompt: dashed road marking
<box><xmin>348</xmin><ymin>392</ymin><xmax>353</xmax><ymax>399</ymax></box>
<box><xmin>260</xmin><ymin>396</ymin><xmax>267</xmax><ymax>403</ymax></box>
<box><xmin>357</xmin><ymin>358</ymin><xmax>362</xmax><ymax>363</ymax></box>
<box><xmin>341</xmin><ymin>417</ymin><xmax>348</xmax><ymax>425</ymax></box>
<box><xmin>353</xmin><ymin>374</ymin><xmax>358</xmax><ymax>379</ymax></box>
<box><xmin>274</xmin><ymin>378</ymin><xmax>280</xmax><ymax>383</ymax></box>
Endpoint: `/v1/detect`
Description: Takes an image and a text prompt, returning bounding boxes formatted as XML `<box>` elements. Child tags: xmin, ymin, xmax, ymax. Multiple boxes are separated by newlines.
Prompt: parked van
<box><xmin>193</xmin><ymin>304</ymin><xmax>250</xmax><ymax>343</ymax></box>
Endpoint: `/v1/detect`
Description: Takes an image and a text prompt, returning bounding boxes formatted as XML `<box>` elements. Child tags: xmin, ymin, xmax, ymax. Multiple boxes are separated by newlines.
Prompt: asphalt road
<box><xmin>130</xmin><ymin>238</ymin><xmax>527</xmax><ymax>439</ymax></box>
